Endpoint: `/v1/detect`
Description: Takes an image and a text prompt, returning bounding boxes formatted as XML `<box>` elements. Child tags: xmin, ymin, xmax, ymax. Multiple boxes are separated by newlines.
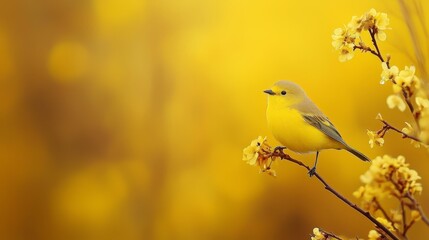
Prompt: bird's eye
<box><xmin>281</xmin><ymin>90</ymin><xmax>287</xmax><ymax>95</ymax></box>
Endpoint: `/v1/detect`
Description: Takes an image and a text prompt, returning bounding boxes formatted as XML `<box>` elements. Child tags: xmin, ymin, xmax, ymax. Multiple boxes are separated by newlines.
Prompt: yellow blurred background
<box><xmin>0</xmin><ymin>0</ymin><xmax>428</xmax><ymax>239</ymax></box>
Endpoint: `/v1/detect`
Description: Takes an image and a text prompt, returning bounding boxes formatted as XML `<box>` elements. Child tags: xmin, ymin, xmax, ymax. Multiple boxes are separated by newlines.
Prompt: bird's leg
<box><xmin>308</xmin><ymin>151</ymin><xmax>319</xmax><ymax>177</ymax></box>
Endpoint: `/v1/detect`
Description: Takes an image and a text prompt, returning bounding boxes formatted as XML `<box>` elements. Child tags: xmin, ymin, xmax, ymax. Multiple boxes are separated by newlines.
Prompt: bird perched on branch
<box><xmin>264</xmin><ymin>80</ymin><xmax>370</xmax><ymax>176</ymax></box>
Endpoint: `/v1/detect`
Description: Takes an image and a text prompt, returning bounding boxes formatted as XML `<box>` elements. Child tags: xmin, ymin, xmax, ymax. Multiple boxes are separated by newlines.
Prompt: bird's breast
<box><xmin>266</xmin><ymin>107</ymin><xmax>341</xmax><ymax>153</ymax></box>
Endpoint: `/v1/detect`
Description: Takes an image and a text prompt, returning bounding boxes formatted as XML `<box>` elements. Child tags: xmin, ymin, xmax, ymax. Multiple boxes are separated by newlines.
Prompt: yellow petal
<box><xmin>377</xmin><ymin>31</ymin><xmax>387</xmax><ymax>41</ymax></box>
<box><xmin>387</xmin><ymin>95</ymin><xmax>406</xmax><ymax>111</ymax></box>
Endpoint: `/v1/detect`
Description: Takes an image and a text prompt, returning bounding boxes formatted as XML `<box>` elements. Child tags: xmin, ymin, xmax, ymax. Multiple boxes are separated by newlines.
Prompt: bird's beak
<box><xmin>263</xmin><ymin>89</ymin><xmax>275</xmax><ymax>95</ymax></box>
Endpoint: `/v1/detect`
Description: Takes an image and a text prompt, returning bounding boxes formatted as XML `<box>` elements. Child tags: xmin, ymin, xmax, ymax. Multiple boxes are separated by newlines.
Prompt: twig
<box><xmin>400</xmin><ymin>201</ymin><xmax>408</xmax><ymax>239</ymax></box>
<box><xmin>402</xmin><ymin>88</ymin><xmax>416</xmax><ymax>117</ymax></box>
<box><xmin>270</xmin><ymin>150</ymin><xmax>400</xmax><ymax>240</ymax></box>
<box><xmin>374</xmin><ymin>198</ymin><xmax>398</xmax><ymax>232</ymax></box>
<box><xmin>354</xmin><ymin>45</ymin><xmax>379</xmax><ymax>56</ymax></box>
<box><xmin>369</xmin><ymin>29</ymin><xmax>386</xmax><ymax>64</ymax></box>
<box><xmin>366</xmin><ymin>26</ymin><xmax>421</xmax><ymax>129</ymax></box>
<box><xmin>386</xmin><ymin>171</ymin><xmax>429</xmax><ymax>228</ymax></box>
<box><xmin>319</xmin><ymin>228</ymin><xmax>343</xmax><ymax>240</ymax></box>
<box><xmin>378</xmin><ymin>119</ymin><xmax>423</xmax><ymax>143</ymax></box>
<box><xmin>406</xmin><ymin>193</ymin><xmax>429</xmax><ymax>226</ymax></box>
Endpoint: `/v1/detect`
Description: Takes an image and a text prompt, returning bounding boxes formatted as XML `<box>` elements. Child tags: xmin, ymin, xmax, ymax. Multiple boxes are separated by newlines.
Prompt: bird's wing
<box><xmin>294</xmin><ymin>98</ymin><xmax>347</xmax><ymax>145</ymax></box>
<box><xmin>302</xmin><ymin>114</ymin><xmax>346</xmax><ymax>145</ymax></box>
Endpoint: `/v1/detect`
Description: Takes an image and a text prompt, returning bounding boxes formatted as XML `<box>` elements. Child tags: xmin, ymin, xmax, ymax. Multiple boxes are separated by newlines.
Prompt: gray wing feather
<box><xmin>302</xmin><ymin>115</ymin><xmax>346</xmax><ymax>145</ymax></box>
<box><xmin>293</xmin><ymin>97</ymin><xmax>346</xmax><ymax>145</ymax></box>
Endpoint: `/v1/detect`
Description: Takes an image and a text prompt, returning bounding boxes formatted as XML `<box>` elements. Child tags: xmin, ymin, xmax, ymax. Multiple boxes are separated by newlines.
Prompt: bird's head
<box><xmin>264</xmin><ymin>80</ymin><xmax>306</xmax><ymax>108</ymax></box>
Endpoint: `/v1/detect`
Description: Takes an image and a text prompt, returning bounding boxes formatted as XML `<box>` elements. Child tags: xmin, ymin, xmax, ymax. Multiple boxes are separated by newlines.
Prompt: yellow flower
<box><xmin>353</xmin><ymin>186</ymin><xmax>365</xmax><ymax>198</ymax></box>
<box><xmin>374</xmin><ymin>11</ymin><xmax>389</xmax><ymax>41</ymax></box>
<box><xmin>354</xmin><ymin>155</ymin><xmax>423</xmax><ymax>209</ymax></box>
<box><xmin>401</xmin><ymin>122</ymin><xmax>424</xmax><ymax>148</ymax></box>
<box><xmin>386</xmin><ymin>94</ymin><xmax>406</xmax><ymax>112</ymax></box>
<box><xmin>332</xmin><ymin>28</ymin><xmax>345</xmax><ymax>50</ymax></box>
<box><xmin>392</xmin><ymin>83</ymin><xmax>402</xmax><ymax>93</ymax></box>
<box><xmin>243</xmin><ymin>137</ymin><xmax>278</xmax><ymax>176</ymax></box>
<box><xmin>376</xmin><ymin>217</ymin><xmax>395</xmax><ymax>231</ymax></box>
<box><xmin>360</xmin><ymin>8</ymin><xmax>376</xmax><ymax>31</ymax></box>
<box><xmin>311</xmin><ymin>228</ymin><xmax>325</xmax><ymax>240</ymax></box>
<box><xmin>375</xmin><ymin>113</ymin><xmax>383</xmax><ymax>120</ymax></box>
<box><xmin>332</xmin><ymin>27</ymin><xmax>357</xmax><ymax>50</ymax></box>
<box><xmin>399</xmin><ymin>65</ymin><xmax>416</xmax><ymax>82</ymax></box>
<box><xmin>332</xmin><ymin>27</ymin><xmax>357</xmax><ymax>62</ymax></box>
<box><xmin>347</xmin><ymin>15</ymin><xmax>364</xmax><ymax>32</ymax></box>
<box><xmin>368</xmin><ymin>229</ymin><xmax>381</xmax><ymax>240</ymax></box>
<box><xmin>242</xmin><ymin>136</ymin><xmax>267</xmax><ymax>165</ymax></box>
<box><xmin>416</xmin><ymin>96</ymin><xmax>429</xmax><ymax>111</ymax></box>
<box><xmin>391</xmin><ymin>210</ymin><xmax>402</xmax><ymax>223</ymax></box>
<box><xmin>333</xmin><ymin>9</ymin><xmax>389</xmax><ymax>62</ymax></box>
<box><xmin>358</xmin><ymin>8</ymin><xmax>390</xmax><ymax>41</ymax></box>
<box><xmin>411</xmin><ymin>210</ymin><xmax>422</xmax><ymax>222</ymax></box>
<box><xmin>380</xmin><ymin>62</ymin><xmax>398</xmax><ymax>84</ymax></box>
<box><xmin>367</xmin><ymin>130</ymin><xmax>384</xmax><ymax>148</ymax></box>
<box><xmin>393</xmin><ymin>66</ymin><xmax>420</xmax><ymax>92</ymax></box>
<box><xmin>338</xmin><ymin>43</ymin><xmax>355</xmax><ymax>62</ymax></box>
<box><xmin>402</xmin><ymin>122</ymin><xmax>414</xmax><ymax>135</ymax></box>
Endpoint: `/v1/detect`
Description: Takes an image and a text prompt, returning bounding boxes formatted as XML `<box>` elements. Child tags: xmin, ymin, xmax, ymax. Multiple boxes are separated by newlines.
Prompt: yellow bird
<box><xmin>264</xmin><ymin>80</ymin><xmax>369</xmax><ymax>176</ymax></box>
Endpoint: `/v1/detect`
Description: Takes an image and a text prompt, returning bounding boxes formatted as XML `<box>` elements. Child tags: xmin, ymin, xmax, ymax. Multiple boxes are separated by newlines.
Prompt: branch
<box><xmin>366</xmin><ymin>27</ymin><xmax>421</xmax><ymax>128</ymax></box>
<box><xmin>270</xmin><ymin>149</ymin><xmax>399</xmax><ymax>240</ymax></box>
<box><xmin>400</xmin><ymin>201</ymin><xmax>408</xmax><ymax>239</ymax></box>
<box><xmin>406</xmin><ymin>193</ymin><xmax>429</xmax><ymax>226</ymax></box>
<box><xmin>378</xmin><ymin>119</ymin><xmax>423</xmax><ymax>143</ymax></box>
<box><xmin>402</xmin><ymin>88</ymin><xmax>415</xmax><ymax>117</ymax></box>
<box><xmin>353</xmin><ymin>45</ymin><xmax>379</xmax><ymax>56</ymax></box>
<box><xmin>374</xmin><ymin>198</ymin><xmax>398</xmax><ymax>232</ymax></box>
<box><xmin>319</xmin><ymin>228</ymin><xmax>343</xmax><ymax>240</ymax></box>
<box><xmin>369</xmin><ymin>28</ymin><xmax>386</xmax><ymax>64</ymax></box>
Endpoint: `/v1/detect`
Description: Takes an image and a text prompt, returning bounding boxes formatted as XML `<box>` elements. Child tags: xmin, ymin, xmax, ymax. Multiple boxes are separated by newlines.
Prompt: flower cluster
<box><xmin>378</xmin><ymin>53</ymin><xmax>429</xmax><ymax>145</ymax></box>
<box><xmin>367</xmin><ymin>112</ymin><xmax>429</xmax><ymax>149</ymax></box>
<box><xmin>353</xmin><ymin>155</ymin><xmax>424</xmax><ymax>236</ymax></box>
<box><xmin>323</xmin><ymin>7</ymin><xmax>429</xmax><ymax>240</ymax></box>
<box><xmin>242</xmin><ymin>136</ymin><xmax>276</xmax><ymax>176</ymax></box>
<box><xmin>367</xmin><ymin>129</ymin><xmax>384</xmax><ymax>148</ymax></box>
<box><xmin>334</xmin><ymin>9</ymin><xmax>429</xmax><ymax>146</ymax></box>
<box><xmin>331</xmin><ymin>27</ymin><xmax>357</xmax><ymax>62</ymax></box>
<box><xmin>381</xmin><ymin>63</ymin><xmax>421</xmax><ymax>91</ymax></box>
<box><xmin>354</xmin><ymin>155</ymin><xmax>422</xmax><ymax>203</ymax></box>
<box><xmin>332</xmin><ymin>8</ymin><xmax>389</xmax><ymax>62</ymax></box>
<box><xmin>309</xmin><ymin>228</ymin><xmax>390</xmax><ymax>240</ymax></box>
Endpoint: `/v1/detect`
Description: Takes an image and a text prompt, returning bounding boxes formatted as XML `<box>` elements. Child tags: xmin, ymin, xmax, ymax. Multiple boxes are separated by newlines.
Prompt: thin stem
<box><xmin>401</xmin><ymin>201</ymin><xmax>408</xmax><ymax>239</ymax></box>
<box><xmin>379</xmin><ymin>119</ymin><xmax>423</xmax><ymax>143</ymax></box>
<box><xmin>270</xmin><ymin>150</ymin><xmax>399</xmax><ymax>240</ymax></box>
<box><xmin>374</xmin><ymin>199</ymin><xmax>398</xmax><ymax>232</ymax></box>
<box><xmin>354</xmin><ymin>45</ymin><xmax>379</xmax><ymax>56</ymax></box>
<box><xmin>319</xmin><ymin>228</ymin><xmax>343</xmax><ymax>240</ymax></box>
<box><xmin>403</xmin><ymin>218</ymin><xmax>415</xmax><ymax>237</ymax></box>
<box><xmin>406</xmin><ymin>193</ymin><xmax>429</xmax><ymax>226</ymax></box>
<box><xmin>401</xmin><ymin>87</ymin><xmax>421</xmax><ymax>131</ymax></box>
<box><xmin>387</xmin><ymin>173</ymin><xmax>429</xmax><ymax>227</ymax></box>
<box><xmin>369</xmin><ymin>28</ymin><xmax>386</xmax><ymax>63</ymax></box>
<box><xmin>367</xmin><ymin>27</ymin><xmax>420</xmax><ymax>129</ymax></box>
<box><xmin>402</xmin><ymin>88</ymin><xmax>415</xmax><ymax>115</ymax></box>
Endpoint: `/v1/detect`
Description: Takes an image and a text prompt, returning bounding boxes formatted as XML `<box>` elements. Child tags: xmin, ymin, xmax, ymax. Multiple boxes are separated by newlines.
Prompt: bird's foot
<box><xmin>308</xmin><ymin>167</ymin><xmax>317</xmax><ymax>177</ymax></box>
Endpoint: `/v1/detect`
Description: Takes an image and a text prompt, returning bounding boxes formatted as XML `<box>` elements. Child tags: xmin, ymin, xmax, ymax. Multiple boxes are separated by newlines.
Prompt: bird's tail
<box><xmin>346</xmin><ymin>146</ymin><xmax>371</xmax><ymax>162</ymax></box>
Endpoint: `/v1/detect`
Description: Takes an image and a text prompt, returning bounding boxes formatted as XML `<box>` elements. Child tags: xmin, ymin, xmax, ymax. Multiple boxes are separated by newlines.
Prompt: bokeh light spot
<box><xmin>48</xmin><ymin>41</ymin><xmax>89</xmax><ymax>82</ymax></box>
<box><xmin>93</xmin><ymin>0</ymin><xmax>145</xmax><ymax>28</ymax></box>
<box><xmin>51</xmin><ymin>165</ymin><xmax>128</xmax><ymax>228</ymax></box>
